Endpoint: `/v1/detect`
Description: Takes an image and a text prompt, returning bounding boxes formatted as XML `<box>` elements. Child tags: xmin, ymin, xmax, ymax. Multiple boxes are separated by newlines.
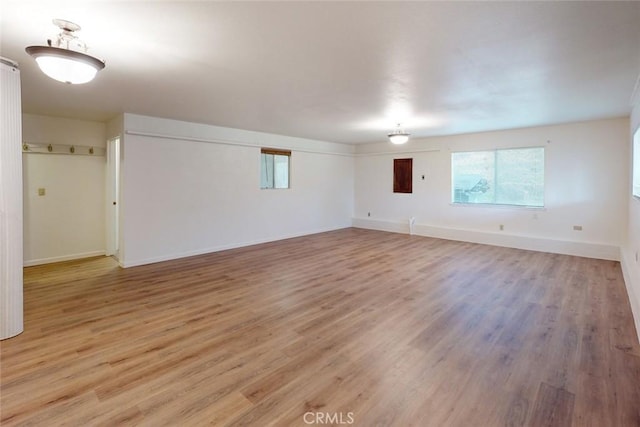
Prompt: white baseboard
<box><xmin>23</xmin><ymin>250</ymin><xmax>107</xmax><ymax>267</ymax></box>
<box><xmin>121</xmin><ymin>225</ymin><xmax>352</xmax><ymax>268</ymax></box>
<box><xmin>620</xmin><ymin>249</ymin><xmax>640</xmax><ymax>345</ymax></box>
<box><xmin>352</xmin><ymin>217</ymin><xmax>620</xmax><ymax>261</ymax></box>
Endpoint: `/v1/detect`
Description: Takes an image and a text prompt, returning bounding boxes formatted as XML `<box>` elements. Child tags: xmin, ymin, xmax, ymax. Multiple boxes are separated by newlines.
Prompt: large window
<box><xmin>452</xmin><ymin>147</ymin><xmax>544</xmax><ymax>207</ymax></box>
<box><xmin>261</xmin><ymin>148</ymin><xmax>290</xmax><ymax>189</ymax></box>
<box><xmin>634</xmin><ymin>128</ymin><xmax>640</xmax><ymax>198</ymax></box>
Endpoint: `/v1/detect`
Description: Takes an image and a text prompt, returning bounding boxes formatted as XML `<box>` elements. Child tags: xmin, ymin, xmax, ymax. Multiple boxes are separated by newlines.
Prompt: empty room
<box><xmin>1</xmin><ymin>1</ymin><xmax>640</xmax><ymax>426</ymax></box>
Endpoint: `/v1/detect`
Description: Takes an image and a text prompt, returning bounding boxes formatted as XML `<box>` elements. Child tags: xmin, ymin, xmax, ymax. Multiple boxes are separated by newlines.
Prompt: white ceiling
<box><xmin>1</xmin><ymin>1</ymin><xmax>639</xmax><ymax>144</ymax></box>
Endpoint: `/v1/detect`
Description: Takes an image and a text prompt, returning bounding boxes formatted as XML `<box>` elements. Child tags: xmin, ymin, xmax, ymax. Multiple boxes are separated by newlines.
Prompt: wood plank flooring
<box><xmin>1</xmin><ymin>228</ymin><xmax>640</xmax><ymax>426</ymax></box>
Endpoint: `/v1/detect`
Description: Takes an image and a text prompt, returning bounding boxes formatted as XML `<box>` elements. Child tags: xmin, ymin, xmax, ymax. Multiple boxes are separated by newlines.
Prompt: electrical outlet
<box><xmin>573</xmin><ymin>225</ymin><xmax>583</xmax><ymax>231</ymax></box>
<box><xmin>499</xmin><ymin>224</ymin><xmax>504</xmax><ymax>231</ymax></box>
<box><xmin>38</xmin><ymin>188</ymin><xmax>45</xmax><ymax>196</ymax></box>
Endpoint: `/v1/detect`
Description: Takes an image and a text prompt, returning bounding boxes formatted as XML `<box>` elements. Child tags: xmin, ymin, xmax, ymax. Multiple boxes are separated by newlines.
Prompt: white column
<box><xmin>1</xmin><ymin>57</ymin><xmax>23</xmax><ymax>340</ymax></box>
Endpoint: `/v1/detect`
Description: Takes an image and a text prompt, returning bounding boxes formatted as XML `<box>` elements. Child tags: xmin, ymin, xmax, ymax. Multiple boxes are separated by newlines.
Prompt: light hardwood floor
<box><xmin>1</xmin><ymin>228</ymin><xmax>640</xmax><ymax>426</ymax></box>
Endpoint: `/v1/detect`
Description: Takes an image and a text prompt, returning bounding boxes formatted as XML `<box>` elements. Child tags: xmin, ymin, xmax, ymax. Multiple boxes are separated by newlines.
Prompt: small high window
<box><xmin>261</xmin><ymin>148</ymin><xmax>290</xmax><ymax>189</ymax></box>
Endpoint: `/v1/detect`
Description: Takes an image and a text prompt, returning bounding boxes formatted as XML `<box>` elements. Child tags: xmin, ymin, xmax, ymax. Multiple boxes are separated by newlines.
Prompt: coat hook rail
<box><xmin>22</xmin><ymin>142</ymin><xmax>105</xmax><ymax>157</ymax></box>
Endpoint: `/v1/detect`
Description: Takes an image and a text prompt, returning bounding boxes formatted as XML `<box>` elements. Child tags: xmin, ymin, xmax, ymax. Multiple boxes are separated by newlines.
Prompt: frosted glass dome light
<box><xmin>26</xmin><ymin>19</ymin><xmax>105</xmax><ymax>85</ymax></box>
<box><xmin>388</xmin><ymin>124</ymin><xmax>410</xmax><ymax>144</ymax></box>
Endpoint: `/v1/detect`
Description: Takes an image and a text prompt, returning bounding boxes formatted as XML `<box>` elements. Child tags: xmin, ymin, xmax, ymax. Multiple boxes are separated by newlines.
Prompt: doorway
<box><xmin>106</xmin><ymin>137</ymin><xmax>120</xmax><ymax>259</ymax></box>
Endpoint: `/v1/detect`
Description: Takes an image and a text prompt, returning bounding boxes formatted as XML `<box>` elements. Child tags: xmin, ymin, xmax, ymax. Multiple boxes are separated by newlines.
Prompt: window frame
<box><xmin>451</xmin><ymin>146</ymin><xmax>545</xmax><ymax>209</ymax></box>
<box><xmin>633</xmin><ymin>127</ymin><xmax>640</xmax><ymax>199</ymax></box>
<box><xmin>260</xmin><ymin>148</ymin><xmax>291</xmax><ymax>190</ymax></box>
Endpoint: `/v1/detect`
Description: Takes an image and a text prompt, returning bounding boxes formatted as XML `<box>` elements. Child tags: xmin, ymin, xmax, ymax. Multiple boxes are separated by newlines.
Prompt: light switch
<box><xmin>38</xmin><ymin>188</ymin><xmax>45</xmax><ymax>196</ymax></box>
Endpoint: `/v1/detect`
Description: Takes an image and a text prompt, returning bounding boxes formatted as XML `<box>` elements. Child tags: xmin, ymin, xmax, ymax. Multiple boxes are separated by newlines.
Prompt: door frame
<box><xmin>106</xmin><ymin>136</ymin><xmax>120</xmax><ymax>259</ymax></box>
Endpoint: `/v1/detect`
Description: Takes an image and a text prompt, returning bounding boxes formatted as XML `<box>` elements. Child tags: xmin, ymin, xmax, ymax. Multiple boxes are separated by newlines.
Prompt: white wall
<box><xmin>22</xmin><ymin>114</ymin><xmax>106</xmax><ymax>265</ymax></box>
<box><xmin>622</xmin><ymin>87</ymin><xmax>640</xmax><ymax>342</ymax></box>
<box><xmin>354</xmin><ymin>118</ymin><xmax>629</xmax><ymax>260</ymax></box>
<box><xmin>119</xmin><ymin>114</ymin><xmax>354</xmax><ymax>267</ymax></box>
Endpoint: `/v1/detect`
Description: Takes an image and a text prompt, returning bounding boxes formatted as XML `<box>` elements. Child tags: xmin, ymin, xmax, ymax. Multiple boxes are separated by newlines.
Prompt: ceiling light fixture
<box><xmin>388</xmin><ymin>124</ymin><xmax>410</xmax><ymax>145</ymax></box>
<box><xmin>26</xmin><ymin>19</ymin><xmax>105</xmax><ymax>84</ymax></box>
